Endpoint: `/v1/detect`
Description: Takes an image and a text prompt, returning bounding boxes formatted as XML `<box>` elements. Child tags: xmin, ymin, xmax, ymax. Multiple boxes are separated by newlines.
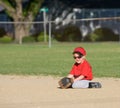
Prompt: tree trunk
<box><xmin>13</xmin><ymin>0</ymin><xmax>24</xmax><ymax>44</ymax></box>
<box><xmin>14</xmin><ymin>23</ymin><xmax>29</xmax><ymax>44</ymax></box>
<box><xmin>13</xmin><ymin>0</ymin><xmax>33</xmax><ymax>44</ymax></box>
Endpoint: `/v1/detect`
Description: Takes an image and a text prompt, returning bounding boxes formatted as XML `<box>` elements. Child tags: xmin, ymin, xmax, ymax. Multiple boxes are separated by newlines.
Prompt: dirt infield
<box><xmin>0</xmin><ymin>75</ymin><xmax>120</xmax><ymax>108</ymax></box>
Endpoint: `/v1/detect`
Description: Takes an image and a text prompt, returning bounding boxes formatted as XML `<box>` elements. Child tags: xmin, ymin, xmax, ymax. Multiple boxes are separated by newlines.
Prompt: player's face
<box><xmin>73</xmin><ymin>53</ymin><xmax>83</xmax><ymax>64</ymax></box>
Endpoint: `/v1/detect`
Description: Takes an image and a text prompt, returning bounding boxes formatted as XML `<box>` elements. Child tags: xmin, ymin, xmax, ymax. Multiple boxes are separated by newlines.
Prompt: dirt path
<box><xmin>0</xmin><ymin>75</ymin><xmax>120</xmax><ymax>108</ymax></box>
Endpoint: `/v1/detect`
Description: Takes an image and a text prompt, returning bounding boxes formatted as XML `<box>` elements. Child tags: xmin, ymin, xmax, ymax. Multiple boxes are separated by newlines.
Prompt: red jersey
<box><xmin>70</xmin><ymin>60</ymin><xmax>93</xmax><ymax>80</ymax></box>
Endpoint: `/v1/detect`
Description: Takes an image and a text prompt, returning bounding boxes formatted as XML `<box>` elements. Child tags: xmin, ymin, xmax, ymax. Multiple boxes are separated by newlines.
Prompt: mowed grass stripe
<box><xmin>0</xmin><ymin>42</ymin><xmax>120</xmax><ymax>78</ymax></box>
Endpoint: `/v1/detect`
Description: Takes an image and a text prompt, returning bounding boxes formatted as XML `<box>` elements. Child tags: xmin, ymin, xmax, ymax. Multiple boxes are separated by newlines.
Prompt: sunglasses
<box><xmin>73</xmin><ymin>55</ymin><xmax>82</xmax><ymax>59</ymax></box>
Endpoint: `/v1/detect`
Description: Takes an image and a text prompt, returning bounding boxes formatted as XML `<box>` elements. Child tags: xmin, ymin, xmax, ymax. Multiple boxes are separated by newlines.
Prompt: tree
<box><xmin>0</xmin><ymin>0</ymin><xmax>44</xmax><ymax>44</ymax></box>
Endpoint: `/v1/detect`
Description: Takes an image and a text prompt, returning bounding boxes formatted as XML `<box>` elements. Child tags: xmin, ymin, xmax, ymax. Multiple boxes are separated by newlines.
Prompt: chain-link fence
<box><xmin>0</xmin><ymin>16</ymin><xmax>120</xmax><ymax>46</ymax></box>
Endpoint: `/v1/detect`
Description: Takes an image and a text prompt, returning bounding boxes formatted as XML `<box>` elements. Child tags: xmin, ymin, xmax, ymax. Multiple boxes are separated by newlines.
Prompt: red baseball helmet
<box><xmin>73</xmin><ymin>47</ymin><xmax>86</xmax><ymax>56</ymax></box>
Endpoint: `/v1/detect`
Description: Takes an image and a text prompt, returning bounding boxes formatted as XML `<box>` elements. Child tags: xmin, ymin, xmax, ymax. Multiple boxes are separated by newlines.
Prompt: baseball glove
<box><xmin>58</xmin><ymin>77</ymin><xmax>74</xmax><ymax>89</ymax></box>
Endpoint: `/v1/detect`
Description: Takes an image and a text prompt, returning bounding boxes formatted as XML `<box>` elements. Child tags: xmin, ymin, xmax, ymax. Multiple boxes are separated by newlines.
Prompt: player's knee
<box><xmin>72</xmin><ymin>80</ymin><xmax>89</xmax><ymax>88</ymax></box>
<box><xmin>72</xmin><ymin>82</ymin><xmax>80</xmax><ymax>88</ymax></box>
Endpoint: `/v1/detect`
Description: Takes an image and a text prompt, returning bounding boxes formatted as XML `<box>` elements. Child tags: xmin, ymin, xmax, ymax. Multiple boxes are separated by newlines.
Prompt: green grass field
<box><xmin>0</xmin><ymin>42</ymin><xmax>120</xmax><ymax>78</ymax></box>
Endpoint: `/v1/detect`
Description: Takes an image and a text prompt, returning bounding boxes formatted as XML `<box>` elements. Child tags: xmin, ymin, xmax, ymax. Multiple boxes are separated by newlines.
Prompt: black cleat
<box><xmin>89</xmin><ymin>82</ymin><xmax>102</xmax><ymax>88</ymax></box>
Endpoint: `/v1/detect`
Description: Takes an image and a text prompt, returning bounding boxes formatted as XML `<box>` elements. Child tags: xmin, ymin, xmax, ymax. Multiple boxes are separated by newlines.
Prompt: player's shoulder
<box><xmin>83</xmin><ymin>60</ymin><xmax>91</xmax><ymax>66</ymax></box>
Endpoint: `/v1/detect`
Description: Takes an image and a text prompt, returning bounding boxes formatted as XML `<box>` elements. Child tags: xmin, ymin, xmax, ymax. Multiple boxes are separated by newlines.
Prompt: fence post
<box><xmin>48</xmin><ymin>21</ymin><xmax>52</xmax><ymax>48</ymax></box>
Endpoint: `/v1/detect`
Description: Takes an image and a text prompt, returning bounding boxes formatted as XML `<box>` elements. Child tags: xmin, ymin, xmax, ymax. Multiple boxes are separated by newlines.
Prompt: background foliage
<box><xmin>84</xmin><ymin>28</ymin><xmax>119</xmax><ymax>42</ymax></box>
<box><xmin>53</xmin><ymin>25</ymin><xmax>82</xmax><ymax>42</ymax></box>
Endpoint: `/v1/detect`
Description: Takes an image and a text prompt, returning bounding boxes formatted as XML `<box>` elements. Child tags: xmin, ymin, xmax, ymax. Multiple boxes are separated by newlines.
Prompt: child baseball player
<box><xmin>67</xmin><ymin>47</ymin><xmax>101</xmax><ymax>88</ymax></box>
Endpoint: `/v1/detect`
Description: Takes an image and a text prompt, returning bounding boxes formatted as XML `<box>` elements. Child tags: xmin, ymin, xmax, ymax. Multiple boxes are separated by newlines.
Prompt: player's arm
<box><xmin>67</xmin><ymin>74</ymin><xmax>74</xmax><ymax>78</ymax></box>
